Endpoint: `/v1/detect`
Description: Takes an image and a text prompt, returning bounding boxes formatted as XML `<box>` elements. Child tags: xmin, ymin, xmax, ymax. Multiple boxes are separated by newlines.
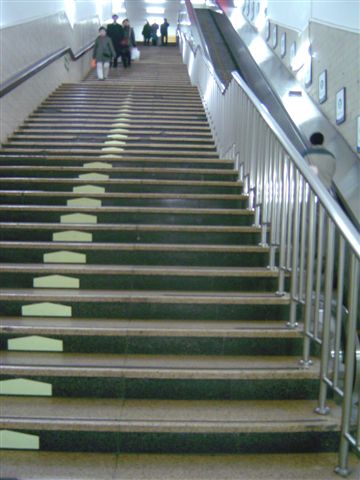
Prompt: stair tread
<box><xmin>0</xmin><ymin>397</ymin><xmax>340</xmax><ymax>432</ymax></box>
<box><xmin>1</xmin><ymin>264</ymin><xmax>277</xmax><ymax>277</ymax></box>
<box><xmin>0</xmin><ymin>222</ymin><xmax>262</xmax><ymax>233</ymax></box>
<box><xmin>0</xmin><ymin>166</ymin><xmax>230</xmax><ymax>174</ymax></box>
<box><xmin>1</xmin><ymin>451</ymin><xmax>358</xmax><ymax>480</ymax></box>
<box><xmin>0</xmin><ymin>177</ymin><xmax>240</xmax><ymax>186</ymax></box>
<box><xmin>0</xmin><ymin>206</ymin><xmax>252</xmax><ymax>215</ymax></box>
<box><xmin>0</xmin><ymin>288</ymin><xmax>289</xmax><ymax>304</ymax></box>
<box><xmin>0</xmin><ymin>317</ymin><xmax>301</xmax><ymax>337</ymax></box>
<box><xmin>0</xmin><ymin>351</ymin><xmax>317</xmax><ymax>378</ymax></box>
<box><xmin>0</xmin><ymin>191</ymin><xmax>247</xmax><ymax>200</ymax></box>
<box><xmin>0</xmin><ymin>241</ymin><xmax>267</xmax><ymax>252</ymax></box>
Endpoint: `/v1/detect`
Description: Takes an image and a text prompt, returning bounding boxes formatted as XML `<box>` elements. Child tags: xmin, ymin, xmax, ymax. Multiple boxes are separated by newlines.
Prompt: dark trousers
<box><xmin>112</xmin><ymin>45</ymin><xmax>122</xmax><ymax>67</ymax></box>
<box><xmin>161</xmin><ymin>34</ymin><xmax>168</xmax><ymax>45</ymax></box>
<box><xmin>143</xmin><ymin>36</ymin><xmax>151</xmax><ymax>46</ymax></box>
<box><xmin>121</xmin><ymin>47</ymin><xmax>131</xmax><ymax>67</ymax></box>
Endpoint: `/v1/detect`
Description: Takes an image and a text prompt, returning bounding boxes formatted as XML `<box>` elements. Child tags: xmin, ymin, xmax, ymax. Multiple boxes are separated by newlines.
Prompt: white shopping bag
<box><xmin>131</xmin><ymin>48</ymin><xmax>140</xmax><ymax>61</ymax></box>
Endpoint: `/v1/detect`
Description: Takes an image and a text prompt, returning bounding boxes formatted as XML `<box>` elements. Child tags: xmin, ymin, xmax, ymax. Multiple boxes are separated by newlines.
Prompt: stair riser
<box><xmin>0</xmin><ymin>196</ymin><xmax>248</xmax><ymax>209</ymax></box>
<box><xmin>0</xmin><ymin>212</ymin><xmax>254</xmax><ymax>226</ymax></box>
<box><xmin>0</xmin><ymin>272</ymin><xmax>279</xmax><ymax>292</ymax></box>
<box><xmin>0</xmin><ymin>182</ymin><xmax>241</xmax><ymax>194</ymax></box>
<box><xmin>0</xmin><ymin>334</ymin><xmax>302</xmax><ymax>356</ymax></box>
<box><xmin>0</xmin><ymin>171</ymin><xmax>233</xmax><ymax>181</ymax></box>
<box><xmin>0</xmin><ymin>375</ymin><xmax>318</xmax><ymax>400</ymax></box>
<box><xmin>0</xmin><ymin>429</ymin><xmax>338</xmax><ymax>454</ymax></box>
<box><xmin>0</xmin><ymin>150</ymin><xmax>220</xmax><ymax>159</ymax></box>
<box><xmin>0</xmin><ymin>301</ymin><xmax>289</xmax><ymax>321</ymax></box>
<box><xmin>0</xmin><ymin>160</ymin><xmax>231</xmax><ymax>169</ymax></box>
<box><xmin>0</xmin><ymin>229</ymin><xmax>261</xmax><ymax>245</ymax></box>
<box><xmin>0</xmin><ymin>249</ymin><xmax>269</xmax><ymax>267</ymax></box>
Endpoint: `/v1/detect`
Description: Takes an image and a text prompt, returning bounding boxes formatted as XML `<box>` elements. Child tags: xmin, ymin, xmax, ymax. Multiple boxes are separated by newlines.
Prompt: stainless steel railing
<box><xmin>179</xmin><ymin>31</ymin><xmax>360</xmax><ymax>476</ymax></box>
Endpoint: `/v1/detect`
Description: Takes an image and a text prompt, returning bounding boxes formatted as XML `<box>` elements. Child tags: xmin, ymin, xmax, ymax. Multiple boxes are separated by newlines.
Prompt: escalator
<box><xmin>182</xmin><ymin>1</ymin><xmax>360</xmax><ymax>228</ymax></box>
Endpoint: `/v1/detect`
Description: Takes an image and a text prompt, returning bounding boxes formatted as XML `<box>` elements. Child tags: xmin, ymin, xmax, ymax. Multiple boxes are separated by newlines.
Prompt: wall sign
<box><xmin>266</xmin><ymin>20</ymin><xmax>270</xmax><ymax>40</ymax></box>
<box><xmin>318</xmin><ymin>70</ymin><xmax>327</xmax><ymax>104</ymax></box>
<box><xmin>272</xmin><ymin>25</ymin><xmax>278</xmax><ymax>48</ymax></box>
<box><xmin>290</xmin><ymin>41</ymin><xmax>296</xmax><ymax>66</ymax></box>
<box><xmin>280</xmin><ymin>32</ymin><xmax>286</xmax><ymax>57</ymax></box>
<box><xmin>335</xmin><ymin>88</ymin><xmax>346</xmax><ymax>124</ymax></box>
<box><xmin>305</xmin><ymin>57</ymin><xmax>312</xmax><ymax>87</ymax></box>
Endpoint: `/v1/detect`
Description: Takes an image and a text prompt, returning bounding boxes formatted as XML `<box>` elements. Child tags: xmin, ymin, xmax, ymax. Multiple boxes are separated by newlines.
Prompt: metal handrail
<box><xmin>179</xmin><ymin>28</ymin><xmax>359</xmax><ymax>477</ymax></box>
<box><xmin>0</xmin><ymin>41</ymin><xmax>94</xmax><ymax>98</ymax></box>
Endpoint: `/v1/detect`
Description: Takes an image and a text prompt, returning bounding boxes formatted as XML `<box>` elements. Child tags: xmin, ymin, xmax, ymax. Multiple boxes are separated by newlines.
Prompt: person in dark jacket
<box><xmin>107</xmin><ymin>14</ymin><xmax>123</xmax><ymax>67</ymax></box>
<box><xmin>92</xmin><ymin>27</ymin><xmax>116</xmax><ymax>80</ymax></box>
<box><xmin>160</xmin><ymin>18</ymin><xmax>170</xmax><ymax>46</ymax></box>
<box><xmin>142</xmin><ymin>21</ymin><xmax>152</xmax><ymax>46</ymax></box>
<box><xmin>151</xmin><ymin>22</ymin><xmax>159</xmax><ymax>46</ymax></box>
<box><xmin>120</xmin><ymin>19</ymin><xmax>136</xmax><ymax>68</ymax></box>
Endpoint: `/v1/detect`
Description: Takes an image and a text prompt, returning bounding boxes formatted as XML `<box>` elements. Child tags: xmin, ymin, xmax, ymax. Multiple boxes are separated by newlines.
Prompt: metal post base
<box><xmin>299</xmin><ymin>359</ymin><xmax>313</xmax><ymax>368</ymax></box>
<box><xmin>314</xmin><ymin>405</ymin><xmax>330</xmax><ymax>415</ymax></box>
<box><xmin>334</xmin><ymin>466</ymin><xmax>351</xmax><ymax>477</ymax></box>
<box><xmin>286</xmin><ymin>321</ymin><xmax>298</xmax><ymax>329</ymax></box>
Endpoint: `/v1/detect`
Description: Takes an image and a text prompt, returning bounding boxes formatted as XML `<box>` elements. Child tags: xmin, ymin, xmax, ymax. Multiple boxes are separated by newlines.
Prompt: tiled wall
<box><xmin>0</xmin><ymin>12</ymin><xmax>99</xmax><ymax>144</ymax></box>
<box><xmin>259</xmin><ymin>19</ymin><xmax>360</xmax><ymax>156</ymax></box>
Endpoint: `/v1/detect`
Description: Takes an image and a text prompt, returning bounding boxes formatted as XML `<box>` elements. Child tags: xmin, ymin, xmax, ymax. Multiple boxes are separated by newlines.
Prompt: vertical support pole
<box><xmin>301</xmin><ymin>191</ymin><xmax>317</xmax><ymax>367</ymax></box>
<box><xmin>298</xmin><ymin>181</ymin><xmax>309</xmax><ymax>303</ymax></box>
<box><xmin>315</xmin><ymin>218</ymin><xmax>335</xmax><ymax>415</ymax></box>
<box><xmin>333</xmin><ymin>236</ymin><xmax>345</xmax><ymax>389</ymax></box>
<box><xmin>335</xmin><ymin>254</ymin><xmax>359</xmax><ymax>477</ymax></box>
<box><xmin>288</xmin><ymin>170</ymin><xmax>301</xmax><ymax>328</ymax></box>
<box><xmin>276</xmin><ymin>155</ymin><xmax>288</xmax><ymax>296</ymax></box>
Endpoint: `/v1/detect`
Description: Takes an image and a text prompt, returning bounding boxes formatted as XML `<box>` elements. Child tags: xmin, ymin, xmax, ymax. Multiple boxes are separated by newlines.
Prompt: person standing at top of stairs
<box><xmin>160</xmin><ymin>18</ymin><xmax>170</xmax><ymax>46</ymax></box>
<box><xmin>92</xmin><ymin>27</ymin><xmax>116</xmax><ymax>81</ymax></box>
<box><xmin>107</xmin><ymin>14</ymin><xmax>124</xmax><ymax>68</ymax></box>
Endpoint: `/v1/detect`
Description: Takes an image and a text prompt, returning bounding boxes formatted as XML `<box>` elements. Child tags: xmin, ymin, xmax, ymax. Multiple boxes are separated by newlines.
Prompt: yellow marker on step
<box><xmin>0</xmin><ymin>378</ymin><xmax>52</xmax><ymax>396</ymax></box>
<box><xmin>67</xmin><ymin>197</ymin><xmax>102</xmax><ymax>207</ymax></box>
<box><xmin>60</xmin><ymin>213</ymin><xmax>97</xmax><ymax>224</ymax></box>
<box><xmin>43</xmin><ymin>251</ymin><xmax>86</xmax><ymax>264</ymax></box>
<box><xmin>8</xmin><ymin>335</ymin><xmax>63</xmax><ymax>352</ymax></box>
<box><xmin>22</xmin><ymin>302</ymin><xmax>72</xmax><ymax>317</ymax></box>
<box><xmin>34</xmin><ymin>274</ymin><xmax>80</xmax><ymax>289</ymax></box>
<box><xmin>73</xmin><ymin>185</ymin><xmax>105</xmax><ymax>194</ymax></box>
<box><xmin>78</xmin><ymin>173</ymin><xmax>109</xmax><ymax>181</ymax></box>
<box><xmin>0</xmin><ymin>430</ymin><xmax>40</xmax><ymax>450</ymax></box>
<box><xmin>83</xmin><ymin>162</ymin><xmax>112</xmax><ymax>169</ymax></box>
<box><xmin>53</xmin><ymin>230</ymin><xmax>93</xmax><ymax>242</ymax></box>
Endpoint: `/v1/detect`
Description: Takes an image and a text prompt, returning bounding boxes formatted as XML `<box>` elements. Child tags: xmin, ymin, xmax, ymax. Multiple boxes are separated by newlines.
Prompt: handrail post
<box><xmin>300</xmin><ymin>191</ymin><xmax>316</xmax><ymax>367</ymax></box>
<box><xmin>335</xmin><ymin>254</ymin><xmax>359</xmax><ymax>477</ymax></box>
<box><xmin>315</xmin><ymin>217</ymin><xmax>335</xmax><ymax>415</ymax></box>
<box><xmin>288</xmin><ymin>170</ymin><xmax>301</xmax><ymax>328</ymax></box>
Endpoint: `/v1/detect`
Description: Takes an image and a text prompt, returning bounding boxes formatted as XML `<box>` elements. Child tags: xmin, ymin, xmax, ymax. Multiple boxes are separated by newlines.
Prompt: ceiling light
<box><xmin>145</xmin><ymin>0</ymin><xmax>166</xmax><ymax>4</ymax></box>
<box><xmin>146</xmin><ymin>7</ymin><xmax>165</xmax><ymax>14</ymax></box>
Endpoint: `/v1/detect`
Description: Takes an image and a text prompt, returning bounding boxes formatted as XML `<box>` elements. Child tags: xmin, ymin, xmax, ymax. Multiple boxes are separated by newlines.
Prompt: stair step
<box><xmin>0</xmin><ymin>206</ymin><xmax>254</xmax><ymax>227</ymax></box>
<box><xmin>0</xmin><ymin>318</ymin><xmax>303</xmax><ymax>356</ymax></box>
<box><xmin>0</xmin><ymin>397</ymin><xmax>340</xmax><ymax>453</ymax></box>
<box><xmin>0</xmin><ymin>222</ymin><xmax>263</xmax><ymax>245</ymax></box>
<box><xmin>0</xmin><ymin>317</ymin><xmax>301</xmax><ymax>338</ymax></box>
<box><xmin>0</xmin><ymin>166</ymin><xmax>234</xmax><ymax>176</ymax></box>
<box><xmin>0</xmin><ymin>178</ymin><xmax>242</xmax><ymax>195</ymax></box>
<box><xmin>0</xmin><ymin>351</ymin><xmax>315</xmax><ymax>380</ymax></box>
<box><xmin>0</xmin><ymin>264</ymin><xmax>280</xmax><ymax>292</ymax></box>
<box><xmin>0</xmin><ymin>241</ymin><xmax>269</xmax><ymax>267</ymax></box>
<box><xmin>0</xmin><ymin>191</ymin><xmax>248</xmax><ymax>208</ymax></box>
<box><xmin>1</xmin><ymin>451</ymin><xmax>358</xmax><ymax>479</ymax></box>
<box><xmin>0</xmin><ymin>156</ymin><xmax>228</xmax><ymax>167</ymax></box>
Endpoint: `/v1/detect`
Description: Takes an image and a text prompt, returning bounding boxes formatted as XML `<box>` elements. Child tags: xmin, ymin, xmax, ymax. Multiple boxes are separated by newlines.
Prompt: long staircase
<box><xmin>0</xmin><ymin>46</ymin><xmax>350</xmax><ymax>477</ymax></box>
